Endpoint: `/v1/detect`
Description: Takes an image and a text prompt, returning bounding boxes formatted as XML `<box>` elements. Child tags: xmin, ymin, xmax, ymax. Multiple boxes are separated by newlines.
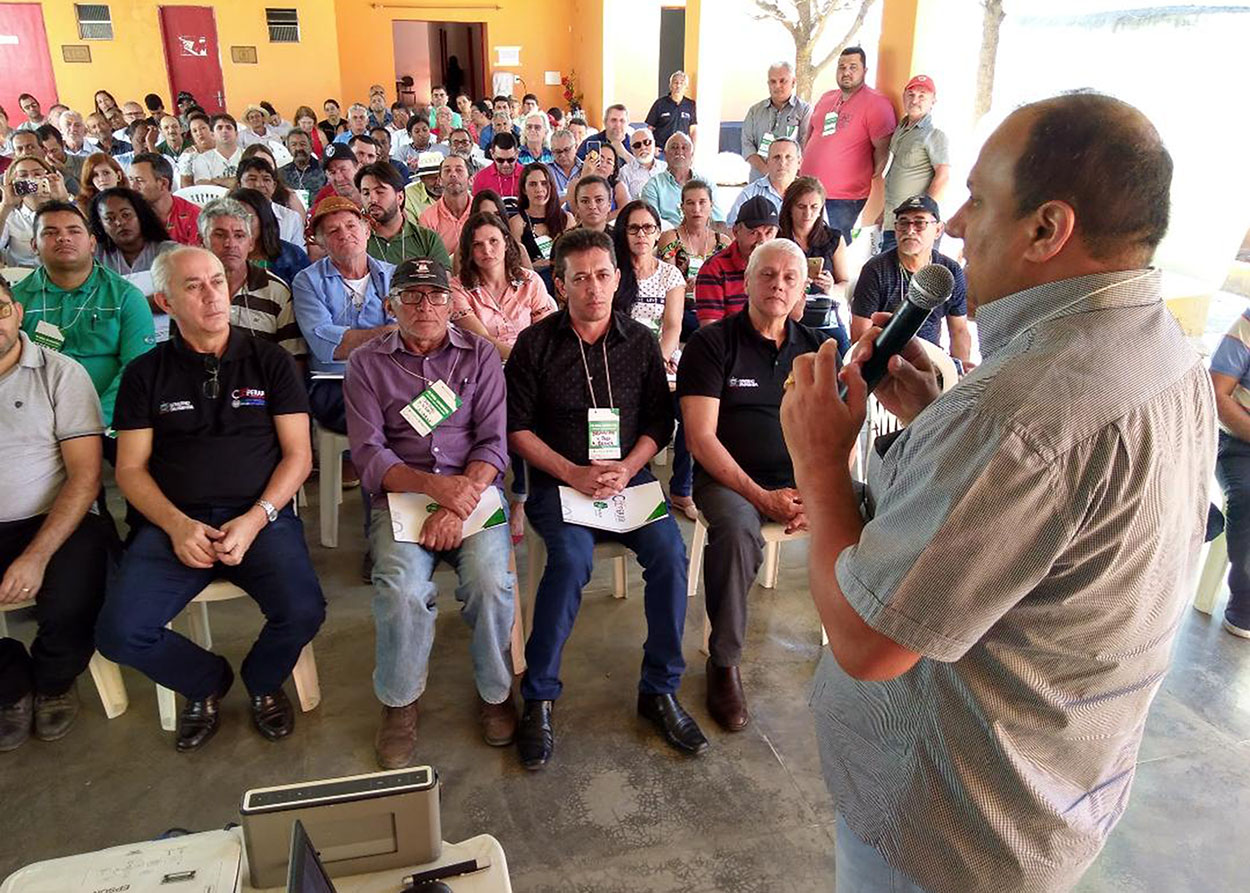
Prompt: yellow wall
<box><xmin>876</xmin><ymin>0</ymin><xmax>918</xmax><ymax>107</ymax></box>
<box><xmin>18</xmin><ymin>1</ymin><xmax>342</xmax><ymax>119</ymax></box>
<box><xmin>567</xmin><ymin>0</ymin><xmax>604</xmax><ymax>124</ymax></box>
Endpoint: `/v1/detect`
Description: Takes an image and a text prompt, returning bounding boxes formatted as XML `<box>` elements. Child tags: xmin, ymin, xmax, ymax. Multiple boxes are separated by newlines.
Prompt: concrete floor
<box><xmin>1</xmin><ymin>485</ymin><xmax>1248</xmax><ymax>892</ymax></box>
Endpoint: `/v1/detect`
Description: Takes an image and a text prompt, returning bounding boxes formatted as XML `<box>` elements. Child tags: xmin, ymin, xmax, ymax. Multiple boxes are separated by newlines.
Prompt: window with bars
<box><xmin>266</xmin><ymin>8</ymin><xmax>300</xmax><ymax>43</ymax></box>
<box><xmin>75</xmin><ymin>4</ymin><xmax>113</xmax><ymax>40</ymax></box>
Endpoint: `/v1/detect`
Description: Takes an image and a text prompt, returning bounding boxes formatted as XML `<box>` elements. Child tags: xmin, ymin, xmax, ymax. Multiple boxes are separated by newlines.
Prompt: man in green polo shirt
<box><xmin>356</xmin><ymin>162</ymin><xmax>451</xmax><ymax>269</ymax></box>
<box><xmin>13</xmin><ymin>201</ymin><xmax>155</xmax><ymax>430</ymax></box>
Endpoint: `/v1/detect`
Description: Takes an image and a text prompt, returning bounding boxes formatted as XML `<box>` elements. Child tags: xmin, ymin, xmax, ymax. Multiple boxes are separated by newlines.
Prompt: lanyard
<box><xmin>388</xmin><ymin>347</ymin><xmax>462</xmax><ymax>391</ymax></box>
<box><xmin>577</xmin><ymin>336</ymin><xmax>614</xmax><ymax>409</ymax></box>
<box><xmin>37</xmin><ymin>266</ymin><xmax>105</xmax><ymax>333</ymax></box>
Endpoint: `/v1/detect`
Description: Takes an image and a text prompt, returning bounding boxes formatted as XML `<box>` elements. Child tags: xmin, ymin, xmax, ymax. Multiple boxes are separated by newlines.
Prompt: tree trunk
<box><xmin>974</xmin><ymin>0</ymin><xmax>1005</xmax><ymax>123</ymax></box>
<box><xmin>796</xmin><ymin>39</ymin><xmax>814</xmax><ymax>102</ymax></box>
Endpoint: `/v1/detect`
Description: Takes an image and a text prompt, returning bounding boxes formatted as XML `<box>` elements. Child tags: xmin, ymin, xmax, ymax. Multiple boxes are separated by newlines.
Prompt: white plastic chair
<box><xmin>0</xmin><ymin>601</ymin><xmax>128</xmax><ymax>719</ymax></box>
<box><xmin>174</xmin><ymin>184</ymin><xmax>228</xmax><ymax>208</ymax></box>
<box><xmin>1194</xmin><ymin>526</ymin><xmax>1229</xmax><ymax>615</ymax></box>
<box><xmin>522</xmin><ymin>522</ymin><xmax>628</xmax><ymax>636</ymax></box>
<box><xmin>317</xmin><ymin>424</ymin><xmax>351</xmax><ymax>548</ymax></box>
<box><xmin>155</xmin><ymin>580</ymin><xmax>321</xmax><ymax>732</ymax></box>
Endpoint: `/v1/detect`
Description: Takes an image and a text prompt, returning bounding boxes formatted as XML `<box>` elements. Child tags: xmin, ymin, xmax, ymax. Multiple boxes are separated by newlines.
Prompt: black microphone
<box><xmin>839</xmin><ymin>262</ymin><xmax>955</xmax><ymax>400</ymax></box>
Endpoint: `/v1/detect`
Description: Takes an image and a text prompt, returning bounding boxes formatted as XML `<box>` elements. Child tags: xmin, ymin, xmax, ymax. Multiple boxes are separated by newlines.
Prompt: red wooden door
<box><xmin>159</xmin><ymin>6</ymin><xmax>226</xmax><ymax>114</ymax></box>
<box><xmin>0</xmin><ymin>4</ymin><xmax>58</xmax><ymax>122</ymax></box>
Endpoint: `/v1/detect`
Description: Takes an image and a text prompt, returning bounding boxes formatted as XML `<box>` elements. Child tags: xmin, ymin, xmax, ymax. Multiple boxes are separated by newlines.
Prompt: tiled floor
<box><xmin>1</xmin><ymin>491</ymin><xmax>1246</xmax><ymax>891</ymax></box>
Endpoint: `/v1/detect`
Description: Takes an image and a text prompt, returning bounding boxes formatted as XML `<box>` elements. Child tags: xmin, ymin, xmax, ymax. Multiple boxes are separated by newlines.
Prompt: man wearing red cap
<box><xmin>881</xmin><ymin>74</ymin><xmax>950</xmax><ymax>252</ymax></box>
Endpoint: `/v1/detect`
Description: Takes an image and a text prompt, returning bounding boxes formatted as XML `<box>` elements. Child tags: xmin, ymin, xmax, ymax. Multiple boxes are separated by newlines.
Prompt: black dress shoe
<box><xmin>0</xmin><ymin>693</ymin><xmax>33</xmax><ymax>753</ymax></box>
<box><xmin>638</xmin><ymin>693</ymin><xmax>709</xmax><ymax>755</ymax></box>
<box><xmin>251</xmin><ymin>689</ymin><xmax>295</xmax><ymax>741</ymax></box>
<box><xmin>176</xmin><ymin>663</ymin><xmax>234</xmax><ymax>753</ymax></box>
<box><xmin>516</xmin><ymin>699</ymin><xmax>553</xmax><ymax>770</ymax></box>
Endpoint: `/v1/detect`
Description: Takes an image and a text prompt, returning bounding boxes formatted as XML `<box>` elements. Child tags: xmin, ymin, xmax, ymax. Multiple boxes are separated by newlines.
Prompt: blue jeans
<box><xmin>670</xmin><ymin>393</ymin><xmax>693</xmax><ymax>499</ymax></box>
<box><xmin>97</xmin><ymin>505</ymin><xmax>325</xmax><ymax>699</ymax></box>
<box><xmin>369</xmin><ymin>503</ymin><xmax>515</xmax><ymax>707</ymax></box>
<box><xmin>1216</xmin><ymin>431</ymin><xmax>1250</xmax><ymax>628</ymax></box>
<box><xmin>835</xmin><ymin>815</ymin><xmax>930</xmax><ymax>892</ymax></box>
<box><xmin>824</xmin><ymin>198</ymin><xmax>867</xmax><ymax>245</ymax></box>
<box><xmin>521</xmin><ymin>469</ymin><xmax>689</xmax><ymax>701</ymax></box>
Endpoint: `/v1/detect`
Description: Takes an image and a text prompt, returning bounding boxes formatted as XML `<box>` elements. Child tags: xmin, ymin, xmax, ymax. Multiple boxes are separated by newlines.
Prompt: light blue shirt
<box><xmin>725</xmin><ymin>177</ymin><xmax>828</xmax><ymax>226</ymax></box>
<box><xmin>547</xmin><ymin>159</ymin><xmax>583</xmax><ymax>197</ymax></box>
<box><xmin>640</xmin><ymin>169</ymin><xmax>724</xmax><ymax>228</ymax></box>
<box><xmin>292</xmin><ymin>255</ymin><xmax>395</xmax><ymax>374</ymax></box>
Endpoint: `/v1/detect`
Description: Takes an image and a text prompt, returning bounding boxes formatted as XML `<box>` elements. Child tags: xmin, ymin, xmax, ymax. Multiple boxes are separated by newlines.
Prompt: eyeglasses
<box><xmin>631</xmin><ymin>138</ymin><xmax>653</xmax><ymax>149</ymax></box>
<box><xmin>392</xmin><ymin>289</ymin><xmax>451</xmax><ymax>306</ymax></box>
<box><xmin>203</xmin><ymin>356</ymin><xmax>221</xmax><ymax>399</ymax></box>
<box><xmin>895</xmin><ymin>218</ymin><xmax>936</xmax><ymax>232</ymax></box>
<box><xmin>625</xmin><ymin>223</ymin><xmax>658</xmax><ymax>236</ymax></box>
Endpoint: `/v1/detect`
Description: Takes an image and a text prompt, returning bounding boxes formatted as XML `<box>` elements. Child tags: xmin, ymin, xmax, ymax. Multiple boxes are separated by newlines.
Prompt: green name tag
<box><xmin>587</xmin><ymin>407</ymin><xmax>621</xmax><ymax>460</ymax></box>
<box><xmin>400</xmin><ymin>379</ymin><xmax>463</xmax><ymax>436</ymax></box>
<box><xmin>822</xmin><ymin>111</ymin><xmax>839</xmax><ymax>137</ymax></box>
<box><xmin>535</xmin><ymin>234</ymin><xmax>554</xmax><ymax>260</ymax></box>
<box><xmin>32</xmin><ymin>320</ymin><xmax>65</xmax><ymax>352</ymax></box>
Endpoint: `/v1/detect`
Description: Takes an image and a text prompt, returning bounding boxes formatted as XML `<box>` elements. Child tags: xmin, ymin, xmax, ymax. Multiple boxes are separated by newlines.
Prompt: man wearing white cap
<box><xmin>880</xmin><ymin>74</ymin><xmax>949</xmax><ymax>251</ymax></box>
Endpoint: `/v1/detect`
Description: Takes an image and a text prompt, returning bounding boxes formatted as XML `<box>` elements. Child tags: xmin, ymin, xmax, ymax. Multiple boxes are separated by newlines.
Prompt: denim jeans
<box><xmin>824</xmin><ymin>198</ymin><xmax>868</xmax><ymax>246</ymax></box>
<box><xmin>1216</xmin><ymin>431</ymin><xmax>1250</xmax><ymax>628</ymax></box>
<box><xmin>835</xmin><ymin>815</ymin><xmax>930</xmax><ymax>892</ymax></box>
<box><xmin>97</xmin><ymin>505</ymin><xmax>325</xmax><ymax>699</ymax></box>
<box><xmin>670</xmin><ymin>393</ymin><xmax>694</xmax><ymax>499</ymax></box>
<box><xmin>521</xmin><ymin>468</ymin><xmax>689</xmax><ymax>701</ymax></box>
<box><xmin>368</xmin><ymin>503</ymin><xmax>515</xmax><ymax>707</ymax></box>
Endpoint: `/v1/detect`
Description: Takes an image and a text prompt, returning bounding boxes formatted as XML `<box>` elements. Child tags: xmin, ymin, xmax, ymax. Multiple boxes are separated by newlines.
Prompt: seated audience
<box><xmin>86</xmin><ymin>113</ymin><xmax>132</xmax><ymax>158</ymax></box>
<box><xmin>477</xmin><ymin>98</ymin><xmax>519</xmax><ymax>151</ymax></box>
<box><xmin>695</xmin><ymin>196</ymin><xmax>779</xmax><ymax>326</ymax></box>
<box><xmin>280</xmin><ymin>128</ymin><xmax>326</xmax><ymax>194</ymax></box>
<box><xmin>241</xmin><ymin>143</ymin><xmax>305</xmax><ymax>213</ymax></box>
<box><xmin>678</xmin><ymin>239</ymin><xmax>825</xmax><ymax>731</ymax></box>
<box><xmin>318</xmin><ymin>99</ymin><xmax>348</xmax><ymax>145</ymax></box>
<box><xmin>576</xmin><ymin>104</ymin><xmax>633</xmax><ymax>163</ymax></box>
<box><xmin>510</xmin><ymin>162</ymin><xmax>574</xmax><ymax>276</ymax></box>
<box><xmin>33</xmin><ymin>126</ymin><xmax>84</xmax><ymax>194</ymax></box>
<box><xmin>236</xmin><ymin>157</ymin><xmax>304</xmax><ymax>244</ymax></box>
<box><xmin>128</xmin><ymin>152</ymin><xmax>200</xmax><ymax>246</ymax></box>
<box><xmin>238</xmin><ymin>105</ymin><xmax>280</xmax><ymax>148</ymax></box>
<box><xmin>399</xmin><ymin>117</ymin><xmax>443</xmax><ymax>168</ymax></box>
<box><xmin>357</xmin><ymin>161</ymin><xmax>451</xmax><ymax>267</ymax></box>
<box><xmin>332</xmin><ymin>104</ymin><xmax>371</xmax><ymax>146</ymax></box>
<box><xmin>192</xmin><ymin>114</ymin><xmax>243</xmax><ymax>187</ymax></box>
<box><xmin>97</xmin><ymin>245</ymin><xmax>324</xmax><ymax>752</ymax></box>
<box><xmin>155</xmin><ymin>114</ymin><xmax>186</xmax><ymax>160</ymax></box>
<box><xmin>473</xmin><ymin>133</ymin><xmax>522</xmax><ymax>204</ymax></box>
<box><xmin>619</xmin><ymin>127</ymin><xmax>665</xmax><ymax>200</ymax></box>
<box><xmin>58</xmin><ymin>110</ymin><xmax>93</xmax><ymax>161</ymax></box>
<box><xmin>432</xmin><ymin>106</ymin><xmax>457</xmax><ymax>143</ymax></box>
<box><xmin>292</xmin><ymin>196</ymin><xmax>396</xmax><ymax>437</ymax></box>
<box><xmin>727</xmin><ymin>137</ymin><xmax>801</xmax><ymax>224</ymax></box>
<box><xmin>428</xmin><ymin>86</ymin><xmax>462</xmax><ymax>129</ymax></box>
<box><xmin>518</xmin><ymin>113</ymin><xmax>553</xmax><ymax>165</ymax></box>
<box><xmin>565</xmin><ymin>144</ymin><xmax>628</xmax><ymax>220</ymax></box>
<box><xmin>176</xmin><ymin>113</ymin><xmax>215</xmax><ymax>189</ymax></box>
<box><xmin>76</xmin><ymin>153</ymin><xmax>126</xmax><ymax>218</ymax></box>
<box><xmin>569</xmin><ymin>175</ymin><xmax>614</xmax><ymax>234</ymax></box>
<box><xmin>506</xmin><ymin>228</ymin><xmax>707</xmax><ymax>770</ymax></box>
<box><xmin>366</xmin><ymin>92</ymin><xmax>392</xmax><ymax>130</ymax></box>
<box><xmin>89</xmin><ymin>186</ymin><xmax>178</xmax><ymax>278</ymax></box>
<box><xmin>447</xmin><ymin>127</ymin><xmax>486</xmax><ymax>177</ymax></box>
<box><xmin>310</xmin><ymin>143</ymin><xmax>361</xmax><ymax>209</ymax></box>
<box><xmin>367</xmin><ymin>127</ymin><xmax>412</xmax><ymax>181</ymax></box>
<box><xmin>778</xmin><ymin>176</ymin><xmax>850</xmax><ymax>353</ymax></box>
<box><xmin>849</xmin><ymin>194</ymin><xmax>970</xmax><ymax>364</ymax></box>
<box><xmin>13</xmin><ymin>201</ymin><xmax>154</xmax><ymax>430</ymax></box>
<box><xmin>417</xmin><ymin>155</ymin><xmax>473</xmax><ymax>258</ymax></box>
<box><xmin>0</xmin><ymin>281</ymin><xmax>112</xmax><ymax>752</ymax></box>
<box><xmin>464</xmin><ymin>191</ymin><xmax>532</xmax><ymax>275</ymax></box>
<box><xmin>200</xmin><ymin>196</ymin><xmax>307</xmax><ymax>359</ymax></box>
<box><xmin>642</xmin><ymin>133</ymin><xmax>722</xmax><ymax>227</ymax></box>
<box><xmin>567</xmin><ymin>116</ymin><xmax>589</xmax><ymax>147</ymax></box>
<box><xmin>229</xmin><ymin>188</ymin><xmax>312</xmax><ymax>289</ymax></box>
<box><xmin>2</xmin><ymin>158</ymin><xmax>69</xmax><ymax>267</ymax></box>
<box><xmin>401</xmin><ymin>152</ymin><xmax>445</xmax><ymax>220</ymax></box>
<box><xmin>546</xmin><ymin>129</ymin><xmax>582</xmax><ymax>202</ymax></box>
<box><xmin>349</xmin><ymin>134</ymin><xmax>382</xmax><ymax>169</ymax></box>
<box><xmin>291</xmin><ymin>106</ymin><xmax>325</xmax><ymax>159</ymax></box>
<box><xmin>344</xmin><ymin>257</ymin><xmax>516</xmax><ymax>767</ymax></box>
<box><xmin>658</xmin><ymin>180</ymin><xmax>731</xmax><ymax>336</ymax></box>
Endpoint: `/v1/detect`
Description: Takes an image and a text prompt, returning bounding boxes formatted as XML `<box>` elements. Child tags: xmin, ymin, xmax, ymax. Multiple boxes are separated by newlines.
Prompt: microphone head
<box><xmin>909</xmin><ymin>263</ymin><xmax>955</xmax><ymax>310</ymax></box>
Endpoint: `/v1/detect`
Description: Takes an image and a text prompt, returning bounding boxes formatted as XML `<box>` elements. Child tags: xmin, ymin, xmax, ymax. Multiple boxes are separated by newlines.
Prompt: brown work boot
<box><xmin>480</xmin><ymin>692</ymin><xmax>518</xmax><ymax>746</ymax></box>
<box><xmin>706</xmin><ymin>658</ymin><xmax>750</xmax><ymax>731</ymax></box>
<box><xmin>374</xmin><ymin>700</ymin><xmax>419</xmax><ymax>769</ymax></box>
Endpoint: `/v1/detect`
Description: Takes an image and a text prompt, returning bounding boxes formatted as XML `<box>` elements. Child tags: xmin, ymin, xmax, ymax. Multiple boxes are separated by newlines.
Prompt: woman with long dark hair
<box><xmin>778</xmin><ymin>176</ymin><xmax>850</xmax><ymax>352</ymax></box>
<box><xmin>229</xmin><ymin>187</ymin><xmax>310</xmax><ymax>287</ymax></box>
<box><xmin>93</xmin><ymin>90</ymin><xmax>119</xmax><ymax>118</ymax></box>
<box><xmin>76</xmin><ymin>153</ymin><xmax>127</xmax><ymax>217</ymax></box>
<box><xmin>318</xmin><ymin>99</ymin><xmax>348</xmax><ymax>146</ymax></box>
<box><xmin>89</xmin><ymin>187</ymin><xmax>177</xmax><ymax>276</ymax></box>
<box><xmin>509</xmin><ymin>162</ymin><xmax>574</xmax><ymax>273</ymax></box>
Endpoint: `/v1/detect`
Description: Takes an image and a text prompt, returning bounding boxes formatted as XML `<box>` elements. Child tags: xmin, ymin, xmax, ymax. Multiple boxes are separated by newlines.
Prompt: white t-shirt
<box><xmin>0</xmin><ymin>204</ymin><xmax>39</xmax><ymax>267</ymax></box>
<box><xmin>175</xmin><ymin>148</ymin><xmax>199</xmax><ymax>180</ymax></box>
<box><xmin>628</xmin><ymin>260</ymin><xmax>686</xmax><ymax>335</ymax></box>
<box><xmin>191</xmin><ymin>147</ymin><xmax>242</xmax><ymax>182</ymax></box>
<box><xmin>271</xmin><ymin>202</ymin><xmax>305</xmax><ymax>245</ymax></box>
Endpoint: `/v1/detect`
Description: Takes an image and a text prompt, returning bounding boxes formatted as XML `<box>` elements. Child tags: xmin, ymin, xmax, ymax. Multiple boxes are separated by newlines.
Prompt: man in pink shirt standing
<box><xmin>472</xmin><ymin>132</ymin><xmax>522</xmax><ymax>207</ymax></box>
<box><xmin>800</xmin><ymin>46</ymin><xmax>896</xmax><ymax>245</ymax></box>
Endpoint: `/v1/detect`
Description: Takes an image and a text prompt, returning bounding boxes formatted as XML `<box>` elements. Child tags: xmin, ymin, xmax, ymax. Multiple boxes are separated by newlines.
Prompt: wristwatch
<box><xmin>256</xmin><ymin>499</ymin><xmax>278</xmax><ymax>524</ymax></box>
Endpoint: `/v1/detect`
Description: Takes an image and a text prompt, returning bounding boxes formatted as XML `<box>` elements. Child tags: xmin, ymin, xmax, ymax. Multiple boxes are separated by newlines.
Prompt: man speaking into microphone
<box><xmin>781</xmin><ymin>93</ymin><xmax>1215</xmax><ymax>892</ymax></box>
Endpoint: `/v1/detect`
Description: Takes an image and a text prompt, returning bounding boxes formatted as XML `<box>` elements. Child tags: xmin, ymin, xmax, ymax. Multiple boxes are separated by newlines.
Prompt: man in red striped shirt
<box><xmin>693</xmin><ymin>196</ymin><xmax>778</xmax><ymax>326</ymax></box>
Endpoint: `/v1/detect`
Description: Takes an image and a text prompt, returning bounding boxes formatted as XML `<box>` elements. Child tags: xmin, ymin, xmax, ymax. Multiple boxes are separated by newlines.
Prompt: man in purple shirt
<box><xmin>344</xmin><ymin>258</ymin><xmax>516</xmax><ymax>770</ymax></box>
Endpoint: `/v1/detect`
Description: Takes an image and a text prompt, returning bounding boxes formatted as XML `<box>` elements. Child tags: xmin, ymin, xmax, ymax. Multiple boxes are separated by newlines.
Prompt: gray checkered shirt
<box><xmin>813</xmin><ymin>268</ymin><xmax>1216</xmax><ymax>892</ymax></box>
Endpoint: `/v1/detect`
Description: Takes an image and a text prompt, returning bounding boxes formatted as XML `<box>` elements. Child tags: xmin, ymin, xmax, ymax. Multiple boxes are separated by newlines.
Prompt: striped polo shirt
<box><xmin>1210</xmin><ymin>305</ymin><xmax>1250</xmax><ymax>433</ymax></box>
<box><xmin>693</xmin><ymin>241</ymin><xmax>748</xmax><ymax>325</ymax></box>
<box><xmin>229</xmin><ymin>263</ymin><xmax>308</xmax><ymax>359</ymax></box>
<box><xmin>813</xmin><ymin>269</ymin><xmax>1216</xmax><ymax>891</ymax></box>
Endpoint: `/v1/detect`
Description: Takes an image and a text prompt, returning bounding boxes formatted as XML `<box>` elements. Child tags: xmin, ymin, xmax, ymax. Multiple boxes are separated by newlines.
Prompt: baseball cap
<box><xmin>322</xmin><ymin>143</ymin><xmax>357</xmax><ymax>167</ymax></box>
<box><xmin>904</xmin><ymin>75</ymin><xmax>937</xmax><ymax>96</ymax></box>
<box><xmin>176</xmin><ymin>91</ymin><xmax>195</xmax><ymax>103</ymax></box>
<box><xmin>737</xmin><ymin>195</ymin><xmax>780</xmax><ymax>229</ymax></box>
<box><xmin>308</xmin><ymin>195</ymin><xmax>367</xmax><ymax>232</ymax></box>
<box><xmin>415</xmin><ymin>151</ymin><xmax>444</xmax><ymax>177</ymax></box>
<box><xmin>391</xmin><ymin>257</ymin><xmax>450</xmax><ymax>292</ymax></box>
<box><xmin>892</xmin><ymin>194</ymin><xmax>941</xmax><ymax>221</ymax></box>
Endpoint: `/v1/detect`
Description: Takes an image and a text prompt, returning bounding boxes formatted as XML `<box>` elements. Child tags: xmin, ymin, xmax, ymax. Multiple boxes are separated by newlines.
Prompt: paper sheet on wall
<box><xmin>387</xmin><ymin>487</ymin><xmax>507</xmax><ymax>542</ymax></box>
<box><xmin>558</xmin><ymin>481</ymin><xmax>669</xmax><ymax>533</ymax></box>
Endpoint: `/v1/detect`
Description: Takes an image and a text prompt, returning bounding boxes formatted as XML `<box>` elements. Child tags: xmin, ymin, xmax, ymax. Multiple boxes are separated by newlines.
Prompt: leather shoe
<box><xmin>706</xmin><ymin>659</ymin><xmax>750</xmax><ymax>732</ymax></box>
<box><xmin>34</xmin><ymin>685</ymin><xmax>80</xmax><ymax>741</ymax></box>
<box><xmin>375</xmin><ymin>700</ymin><xmax>419</xmax><ymax>769</ymax></box>
<box><xmin>480</xmin><ymin>692</ymin><xmax>518</xmax><ymax>746</ymax></box>
<box><xmin>638</xmin><ymin>693</ymin><xmax>709</xmax><ymax>755</ymax></box>
<box><xmin>516</xmin><ymin>699</ymin><xmax>553</xmax><ymax>770</ymax></box>
<box><xmin>176</xmin><ymin>662</ymin><xmax>234</xmax><ymax>753</ymax></box>
<box><xmin>251</xmin><ymin>689</ymin><xmax>295</xmax><ymax>741</ymax></box>
<box><xmin>0</xmin><ymin>692</ymin><xmax>33</xmax><ymax>752</ymax></box>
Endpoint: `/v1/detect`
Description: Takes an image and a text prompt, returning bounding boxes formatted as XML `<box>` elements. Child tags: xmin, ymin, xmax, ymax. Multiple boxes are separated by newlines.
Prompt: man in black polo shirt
<box><xmin>678</xmin><ymin>238</ymin><xmax>827</xmax><ymax>732</ymax></box>
<box><xmin>96</xmin><ymin>245</ymin><xmax>325</xmax><ymax>752</ymax></box>
<box><xmin>506</xmin><ymin>228</ymin><xmax>707</xmax><ymax>769</ymax></box>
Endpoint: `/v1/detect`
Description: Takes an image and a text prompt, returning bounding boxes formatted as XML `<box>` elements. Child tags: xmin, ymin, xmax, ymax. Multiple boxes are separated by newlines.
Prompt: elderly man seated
<box><xmin>344</xmin><ymin>258</ymin><xmax>515</xmax><ymax>768</ymax></box>
<box><xmin>619</xmin><ymin>127</ymin><xmax>666</xmax><ymax>201</ymax></box>
<box><xmin>641</xmin><ymin>133</ymin><xmax>722</xmax><ymax>228</ymax></box>
<box><xmin>96</xmin><ymin>246</ymin><xmax>324</xmax><ymax>751</ymax></box>
<box><xmin>0</xmin><ymin>280</ymin><xmax>112</xmax><ymax>752</ymax></box>
<box><xmin>506</xmin><ymin>228</ymin><xmax>707</xmax><ymax>770</ymax></box>
<box><xmin>678</xmin><ymin>239</ymin><xmax>827</xmax><ymax>731</ymax></box>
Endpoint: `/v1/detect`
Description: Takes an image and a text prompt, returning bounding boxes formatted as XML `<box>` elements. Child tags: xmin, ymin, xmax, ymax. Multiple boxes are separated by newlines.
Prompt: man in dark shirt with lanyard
<box><xmin>506</xmin><ymin>228</ymin><xmax>707</xmax><ymax>770</ymax></box>
<box><xmin>97</xmin><ymin>245</ymin><xmax>325</xmax><ymax>752</ymax></box>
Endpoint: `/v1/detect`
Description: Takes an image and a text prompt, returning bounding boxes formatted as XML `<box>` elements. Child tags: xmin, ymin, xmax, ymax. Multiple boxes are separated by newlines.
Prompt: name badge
<box><xmin>758</xmin><ymin>132</ymin><xmax>777</xmax><ymax>156</ymax></box>
<box><xmin>822</xmin><ymin>111</ymin><xmax>839</xmax><ymax>137</ymax></box>
<box><xmin>686</xmin><ymin>256</ymin><xmax>705</xmax><ymax>281</ymax></box>
<box><xmin>587</xmin><ymin>407</ymin><xmax>621</xmax><ymax>460</ymax></box>
<box><xmin>535</xmin><ymin>234</ymin><xmax>554</xmax><ymax>260</ymax></box>
<box><xmin>33</xmin><ymin>320</ymin><xmax>65</xmax><ymax>352</ymax></box>
<box><xmin>400</xmin><ymin>380</ymin><xmax>463</xmax><ymax>436</ymax></box>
